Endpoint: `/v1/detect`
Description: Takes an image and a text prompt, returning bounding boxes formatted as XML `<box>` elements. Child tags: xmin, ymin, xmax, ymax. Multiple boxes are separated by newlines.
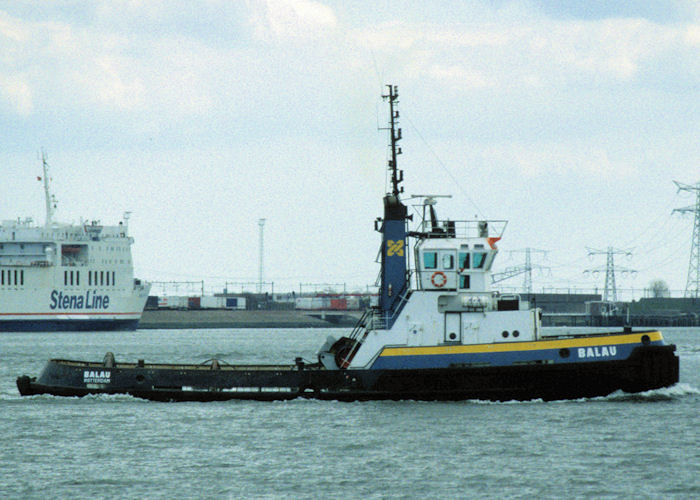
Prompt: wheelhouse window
<box><xmin>473</xmin><ymin>252</ymin><xmax>487</xmax><ymax>269</ymax></box>
<box><xmin>459</xmin><ymin>252</ymin><xmax>470</xmax><ymax>270</ymax></box>
<box><xmin>459</xmin><ymin>275</ymin><xmax>470</xmax><ymax>289</ymax></box>
<box><xmin>423</xmin><ymin>252</ymin><xmax>437</xmax><ymax>269</ymax></box>
<box><xmin>441</xmin><ymin>253</ymin><xmax>454</xmax><ymax>269</ymax></box>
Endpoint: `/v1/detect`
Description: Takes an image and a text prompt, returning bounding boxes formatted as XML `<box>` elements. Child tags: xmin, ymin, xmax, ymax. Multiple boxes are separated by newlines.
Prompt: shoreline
<box><xmin>138</xmin><ymin>309</ymin><xmax>361</xmax><ymax>329</ymax></box>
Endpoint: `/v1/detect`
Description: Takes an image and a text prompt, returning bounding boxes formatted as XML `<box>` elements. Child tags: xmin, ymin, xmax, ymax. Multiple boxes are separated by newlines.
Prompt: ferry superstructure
<box><xmin>17</xmin><ymin>88</ymin><xmax>678</xmax><ymax>400</ymax></box>
<box><xmin>1</xmin><ymin>155</ymin><xmax>150</xmax><ymax>331</ymax></box>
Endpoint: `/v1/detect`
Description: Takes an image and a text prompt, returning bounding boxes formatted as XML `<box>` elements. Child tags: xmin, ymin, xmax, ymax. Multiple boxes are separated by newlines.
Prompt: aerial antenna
<box><xmin>381</xmin><ymin>85</ymin><xmax>403</xmax><ymax>197</ymax></box>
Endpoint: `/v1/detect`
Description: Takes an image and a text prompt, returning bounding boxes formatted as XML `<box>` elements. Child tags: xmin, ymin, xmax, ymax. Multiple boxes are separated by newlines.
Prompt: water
<box><xmin>1</xmin><ymin>327</ymin><xmax>698</xmax><ymax>499</ymax></box>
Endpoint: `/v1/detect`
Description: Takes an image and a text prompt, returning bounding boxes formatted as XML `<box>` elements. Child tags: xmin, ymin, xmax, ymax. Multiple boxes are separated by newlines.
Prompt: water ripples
<box><xmin>1</xmin><ymin>327</ymin><xmax>699</xmax><ymax>499</ymax></box>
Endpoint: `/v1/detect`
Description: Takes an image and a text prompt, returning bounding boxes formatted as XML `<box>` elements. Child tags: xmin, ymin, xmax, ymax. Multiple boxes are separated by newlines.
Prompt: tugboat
<box><xmin>17</xmin><ymin>86</ymin><xmax>679</xmax><ymax>401</ymax></box>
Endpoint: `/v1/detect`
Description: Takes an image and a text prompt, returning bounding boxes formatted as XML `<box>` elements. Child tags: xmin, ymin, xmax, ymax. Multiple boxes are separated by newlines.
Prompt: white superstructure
<box><xmin>0</xmin><ymin>155</ymin><xmax>150</xmax><ymax>331</ymax></box>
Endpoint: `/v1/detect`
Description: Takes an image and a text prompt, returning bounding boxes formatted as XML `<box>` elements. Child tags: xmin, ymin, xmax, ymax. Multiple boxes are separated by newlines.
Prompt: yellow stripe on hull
<box><xmin>380</xmin><ymin>331</ymin><xmax>663</xmax><ymax>357</ymax></box>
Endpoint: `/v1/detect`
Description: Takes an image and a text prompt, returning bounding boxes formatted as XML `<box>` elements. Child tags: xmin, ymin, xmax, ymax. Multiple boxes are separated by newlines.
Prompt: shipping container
<box><xmin>187</xmin><ymin>296</ymin><xmax>201</xmax><ymax>309</ymax></box>
<box><xmin>346</xmin><ymin>296</ymin><xmax>361</xmax><ymax>310</ymax></box>
<box><xmin>225</xmin><ymin>297</ymin><xmax>246</xmax><ymax>310</ymax></box>
<box><xmin>200</xmin><ymin>296</ymin><xmax>226</xmax><ymax>309</ymax></box>
<box><xmin>159</xmin><ymin>296</ymin><xmax>188</xmax><ymax>309</ymax></box>
<box><xmin>294</xmin><ymin>297</ymin><xmax>313</xmax><ymax>309</ymax></box>
<box><xmin>330</xmin><ymin>298</ymin><xmax>347</xmax><ymax>310</ymax></box>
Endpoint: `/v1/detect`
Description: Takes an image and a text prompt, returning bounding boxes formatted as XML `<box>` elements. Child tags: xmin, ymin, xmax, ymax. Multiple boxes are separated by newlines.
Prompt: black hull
<box><xmin>0</xmin><ymin>319</ymin><xmax>140</xmax><ymax>332</ymax></box>
<box><xmin>17</xmin><ymin>344</ymin><xmax>678</xmax><ymax>402</ymax></box>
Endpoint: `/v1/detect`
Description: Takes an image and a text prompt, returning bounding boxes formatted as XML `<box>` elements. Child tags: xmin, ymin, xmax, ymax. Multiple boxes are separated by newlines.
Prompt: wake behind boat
<box><xmin>1</xmin><ymin>154</ymin><xmax>150</xmax><ymax>331</ymax></box>
<box><xmin>16</xmin><ymin>87</ymin><xmax>678</xmax><ymax>401</ymax></box>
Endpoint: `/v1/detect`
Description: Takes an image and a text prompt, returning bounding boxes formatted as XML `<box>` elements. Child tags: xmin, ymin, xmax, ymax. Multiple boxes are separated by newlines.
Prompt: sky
<box><xmin>1</xmin><ymin>0</ymin><xmax>699</xmax><ymax>298</ymax></box>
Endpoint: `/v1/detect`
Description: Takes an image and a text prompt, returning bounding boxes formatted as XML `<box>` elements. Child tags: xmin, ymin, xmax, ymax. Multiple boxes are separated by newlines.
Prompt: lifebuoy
<box><xmin>431</xmin><ymin>271</ymin><xmax>447</xmax><ymax>287</ymax></box>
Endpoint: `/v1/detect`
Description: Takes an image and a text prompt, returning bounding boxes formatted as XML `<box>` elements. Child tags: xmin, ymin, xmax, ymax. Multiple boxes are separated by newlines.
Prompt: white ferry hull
<box><xmin>0</xmin><ymin>285</ymin><xmax>149</xmax><ymax>331</ymax></box>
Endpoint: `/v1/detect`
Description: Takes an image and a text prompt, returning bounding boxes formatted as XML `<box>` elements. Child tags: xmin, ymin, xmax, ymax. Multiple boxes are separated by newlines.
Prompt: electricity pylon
<box><xmin>673</xmin><ymin>181</ymin><xmax>700</xmax><ymax>298</ymax></box>
<box><xmin>585</xmin><ymin>247</ymin><xmax>635</xmax><ymax>303</ymax></box>
<box><xmin>491</xmin><ymin>248</ymin><xmax>548</xmax><ymax>293</ymax></box>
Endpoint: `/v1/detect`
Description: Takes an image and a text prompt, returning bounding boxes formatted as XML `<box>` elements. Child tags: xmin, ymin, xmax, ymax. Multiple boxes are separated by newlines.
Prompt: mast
<box><xmin>378</xmin><ymin>85</ymin><xmax>409</xmax><ymax>323</ymax></box>
<box><xmin>383</xmin><ymin>85</ymin><xmax>403</xmax><ymax>196</ymax></box>
<box><xmin>41</xmin><ymin>151</ymin><xmax>56</xmax><ymax>227</ymax></box>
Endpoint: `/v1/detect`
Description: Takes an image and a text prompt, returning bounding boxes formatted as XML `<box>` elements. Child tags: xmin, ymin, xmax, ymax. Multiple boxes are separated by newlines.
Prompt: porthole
<box><xmin>513</xmin><ymin>330</ymin><xmax>520</xmax><ymax>338</ymax></box>
<box><xmin>449</xmin><ymin>333</ymin><xmax>457</xmax><ymax>340</ymax></box>
<box><xmin>136</xmin><ymin>374</ymin><xmax>145</xmax><ymax>382</ymax></box>
<box><xmin>559</xmin><ymin>348</ymin><xmax>570</xmax><ymax>358</ymax></box>
<box><xmin>641</xmin><ymin>335</ymin><xmax>650</xmax><ymax>345</ymax></box>
<box><xmin>502</xmin><ymin>331</ymin><xmax>509</xmax><ymax>338</ymax></box>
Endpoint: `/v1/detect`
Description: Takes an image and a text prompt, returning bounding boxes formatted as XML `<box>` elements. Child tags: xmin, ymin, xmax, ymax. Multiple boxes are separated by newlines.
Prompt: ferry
<box><xmin>2</xmin><ymin>154</ymin><xmax>151</xmax><ymax>331</ymax></box>
<box><xmin>16</xmin><ymin>88</ymin><xmax>678</xmax><ymax>400</ymax></box>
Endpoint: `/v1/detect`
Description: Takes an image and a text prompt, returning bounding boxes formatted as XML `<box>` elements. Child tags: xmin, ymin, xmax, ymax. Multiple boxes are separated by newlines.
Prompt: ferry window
<box><xmin>20</xmin><ymin>270</ymin><xmax>24</xmax><ymax>286</ymax></box>
<box><xmin>14</xmin><ymin>270</ymin><xmax>18</xmax><ymax>285</ymax></box>
<box><xmin>88</xmin><ymin>271</ymin><xmax>92</xmax><ymax>286</ymax></box>
<box><xmin>473</xmin><ymin>252</ymin><xmax>487</xmax><ymax>269</ymax></box>
<box><xmin>442</xmin><ymin>253</ymin><xmax>454</xmax><ymax>269</ymax></box>
<box><xmin>459</xmin><ymin>275</ymin><xmax>470</xmax><ymax>289</ymax></box>
<box><xmin>112</xmin><ymin>271</ymin><xmax>115</xmax><ymax>286</ymax></box>
<box><xmin>100</xmin><ymin>271</ymin><xmax>104</xmax><ymax>286</ymax></box>
<box><xmin>76</xmin><ymin>271</ymin><xmax>79</xmax><ymax>286</ymax></box>
<box><xmin>106</xmin><ymin>272</ymin><xmax>110</xmax><ymax>286</ymax></box>
<box><xmin>64</xmin><ymin>270</ymin><xmax>68</xmax><ymax>286</ymax></box>
<box><xmin>1</xmin><ymin>269</ymin><xmax>3</xmax><ymax>285</ymax></box>
<box><xmin>459</xmin><ymin>252</ymin><xmax>470</xmax><ymax>270</ymax></box>
<box><xmin>70</xmin><ymin>271</ymin><xmax>74</xmax><ymax>286</ymax></box>
<box><xmin>423</xmin><ymin>252</ymin><xmax>437</xmax><ymax>269</ymax></box>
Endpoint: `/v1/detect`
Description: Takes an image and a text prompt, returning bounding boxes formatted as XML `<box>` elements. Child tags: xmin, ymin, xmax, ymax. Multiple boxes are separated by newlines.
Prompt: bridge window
<box><xmin>423</xmin><ymin>252</ymin><xmax>437</xmax><ymax>269</ymax></box>
<box><xmin>441</xmin><ymin>253</ymin><xmax>454</xmax><ymax>269</ymax></box>
<box><xmin>459</xmin><ymin>252</ymin><xmax>469</xmax><ymax>270</ymax></box>
<box><xmin>460</xmin><ymin>275</ymin><xmax>470</xmax><ymax>289</ymax></box>
<box><xmin>473</xmin><ymin>252</ymin><xmax>487</xmax><ymax>269</ymax></box>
